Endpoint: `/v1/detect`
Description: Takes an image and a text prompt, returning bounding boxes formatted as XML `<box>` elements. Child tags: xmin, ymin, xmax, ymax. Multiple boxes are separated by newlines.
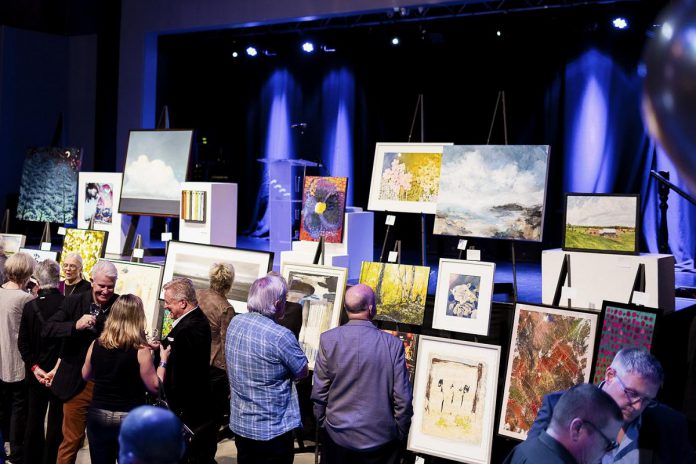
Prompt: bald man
<box><xmin>311</xmin><ymin>284</ymin><xmax>413</xmax><ymax>464</ymax></box>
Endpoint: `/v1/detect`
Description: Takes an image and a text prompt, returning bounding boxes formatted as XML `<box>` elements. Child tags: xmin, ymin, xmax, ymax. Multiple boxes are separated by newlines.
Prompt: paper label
<box><xmin>385</xmin><ymin>215</ymin><xmax>396</xmax><ymax>226</ymax></box>
<box><xmin>457</xmin><ymin>239</ymin><xmax>468</xmax><ymax>251</ymax></box>
<box><xmin>560</xmin><ymin>286</ymin><xmax>578</xmax><ymax>301</ymax></box>
<box><xmin>161</xmin><ymin>232</ymin><xmax>173</xmax><ymax>242</ymax></box>
<box><xmin>40</xmin><ymin>242</ymin><xmax>51</xmax><ymax>251</ymax></box>
<box><xmin>415</xmin><ymin>458</ymin><xmax>425</xmax><ymax>464</ymax></box>
<box><xmin>132</xmin><ymin>248</ymin><xmax>144</xmax><ymax>258</ymax></box>
<box><xmin>57</xmin><ymin>227</ymin><xmax>67</xmax><ymax>235</ymax></box>
<box><xmin>632</xmin><ymin>291</ymin><xmax>649</xmax><ymax>306</ymax></box>
<box><xmin>387</xmin><ymin>251</ymin><xmax>398</xmax><ymax>262</ymax></box>
<box><xmin>467</xmin><ymin>249</ymin><xmax>481</xmax><ymax>261</ymax></box>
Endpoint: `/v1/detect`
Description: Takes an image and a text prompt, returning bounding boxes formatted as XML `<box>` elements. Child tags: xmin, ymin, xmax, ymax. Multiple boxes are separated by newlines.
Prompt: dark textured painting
<box><xmin>382</xmin><ymin>330</ymin><xmax>419</xmax><ymax>384</ymax></box>
<box><xmin>300</xmin><ymin>176</ymin><xmax>348</xmax><ymax>243</ymax></box>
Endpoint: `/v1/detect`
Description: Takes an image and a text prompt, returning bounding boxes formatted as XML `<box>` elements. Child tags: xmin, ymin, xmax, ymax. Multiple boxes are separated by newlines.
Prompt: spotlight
<box><xmin>232</xmin><ymin>51</ymin><xmax>239</xmax><ymax>58</ymax></box>
<box><xmin>391</xmin><ymin>37</ymin><xmax>400</xmax><ymax>46</ymax></box>
<box><xmin>246</xmin><ymin>46</ymin><xmax>258</xmax><ymax>57</ymax></box>
<box><xmin>302</xmin><ymin>41</ymin><xmax>315</xmax><ymax>53</ymax></box>
<box><xmin>612</xmin><ymin>17</ymin><xmax>628</xmax><ymax>30</ymax></box>
<box><xmin>496</xmin><ymin>30</ymin><xmax>502</xmax><ymax>37</ymax></box>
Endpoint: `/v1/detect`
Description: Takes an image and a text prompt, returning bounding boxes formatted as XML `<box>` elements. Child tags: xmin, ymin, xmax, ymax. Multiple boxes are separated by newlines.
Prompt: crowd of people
<box><xmin>1</xmin><ymin>240</ymin><xmax>695</xmax><ymax>464</ymax></box>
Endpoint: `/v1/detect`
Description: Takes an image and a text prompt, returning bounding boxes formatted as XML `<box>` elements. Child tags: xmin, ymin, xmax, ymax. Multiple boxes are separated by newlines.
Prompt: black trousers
<box><xmin>321</xmin><ymin>429</ymin><xmax>401</xmax><ymax>464</ymax></box>
<box><xmin>209</xmin><ymin>366</ymin><xmax>230</xmax><ymax>428</ymax></box>
<box><xmin>0</xmin><ymin>380</ymin><xmax>27</xmax><ymax>462</ymax></box>
<box><xmin>180</xmin><ymin>409</ymin><xmax>218</xmax><ymax>464</ymax></box>
<box><xmin>86</xmin><ymin>408</ymin><xmax>129</xmax><ymax>464</ymax></box>
<box><xmin>24</xmin><ymin>379</ymin><xmax>63</xmax><ymax>464</ymax></box>
<box><xmin>234</xmin><ymin>430</ymin><xmax>294</xmax><ymax>464</ymax></box>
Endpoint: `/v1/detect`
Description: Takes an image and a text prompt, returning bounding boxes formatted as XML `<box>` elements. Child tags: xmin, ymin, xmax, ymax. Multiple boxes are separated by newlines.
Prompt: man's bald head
<box><xmin>345</xmin><ymin>284</ymin><xmax>376</xmax><ymax>319</ymax></box>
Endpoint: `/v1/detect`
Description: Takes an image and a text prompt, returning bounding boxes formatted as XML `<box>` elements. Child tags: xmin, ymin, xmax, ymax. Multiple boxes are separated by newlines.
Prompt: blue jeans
<box><xmin>86</xmin><ymin>408</ymin><xmax>129</xmax><ymax>464</ymax></box>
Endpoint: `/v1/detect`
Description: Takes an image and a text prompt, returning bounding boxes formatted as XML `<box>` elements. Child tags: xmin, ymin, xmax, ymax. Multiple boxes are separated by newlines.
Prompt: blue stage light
<box><xmin>246</xmin><ymin>46</ymin><xmax>258</xmax><ymax>57</ymax></box>
<box><xmin>612</xmin><ymin>17</ymin><xmax>628</xmax><ymax>30</ymax></box>
<box><xmin>302</xmin><ymin>42</ymin><xmax>315</xmax><ymax>53</ymax></box>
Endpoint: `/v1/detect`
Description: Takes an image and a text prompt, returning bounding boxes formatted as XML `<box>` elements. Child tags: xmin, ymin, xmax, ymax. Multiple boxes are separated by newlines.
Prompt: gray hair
<box><xmin>63</xmin><ymin>252</ymin><xmax>84</xmax><ymax>268</ymax></box>
<box><xmin>550</xmin><ymin>383</ymin><xmax>623</xmax><ymax>430</ymax></box>
<box><xmin>91</xmin><ymin>260</ymin><xmax>118</xmax><ymax>281</ymax></box>
<box><xmin>247</xmin><ymin>273</ymin><xmax>287</xmax><ymax>317</ymax></box>
<box><xmin>34</xmin><ymin>259</ymin><xmax>61</xmax><ymax>289</ymax></box>
<box><xmin>163</xmin><ymin>277</ymin><xmax>198</xmax><ymax>305</ymax></box>
<box><xmin>611</xmin><ymin>347</ymin><xmax>664</xmax><ymax>386</ymax></box>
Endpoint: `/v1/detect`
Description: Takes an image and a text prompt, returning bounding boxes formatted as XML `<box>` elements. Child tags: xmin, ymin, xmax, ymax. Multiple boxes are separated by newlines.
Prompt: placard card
<box><xmin>133</xmin><ymin>248</ymin><xmax>144</xmax><ymax>258</ymax></box>
<box><xmin>58</xmin><ymin>227</ymin><xmax>67</xmax><ymax>235</ymax></box>
<box><xmin>386</xmin><ymin>215</ymin><xmax>396</xmax><ymax>226</ymax></box>
<box><xmin>41</xmin><ymin>242</ymin><xmax>52</xmax><ymax>251</ymax></box>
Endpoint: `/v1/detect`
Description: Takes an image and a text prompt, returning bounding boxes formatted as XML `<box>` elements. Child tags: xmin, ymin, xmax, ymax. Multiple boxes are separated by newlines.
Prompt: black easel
<box><xmin>407</xmin><ymin>94</ymin><xmax>427</xmax><ymax>267</ymax></box>
<box><xmin>552</xmin><ymin>253</ymin><xmax>572</xmax><ymax>308</ymax></box>
<box><xmin>379</xmin><ymin>215</ymin><xmax>394</xmax><ymax>263</ymax></box>
<box><xmin>628</xmin><ymin>263</ymin><xmax>646</xmax><ymax>305</ymax></box>
<box><xmin>1</xmin><ymin>209</ymin><xmax>9</xmax><ymax>233</ymax></box>
<box><xmin>312</xmin><ymin>237</ymin><xmax>325</xmax><ymax>265</ymax></box>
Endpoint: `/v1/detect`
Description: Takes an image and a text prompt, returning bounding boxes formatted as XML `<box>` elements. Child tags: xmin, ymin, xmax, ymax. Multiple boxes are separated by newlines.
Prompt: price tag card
<box><xmin>161</xmin><ymin>232</ymin><xmax>173</xmax><ymax>242</ymax></box>
<box><xmin>57</xmin><ymin>227</ymin><xmax>67</xmax><ymax>235</ymax></box>
<box><xmin>457</xmin><ymin>239</ymin><xmax>468</xmax><ymax>251</ymax></box>
<box><xmin>385</xmin><ymin>215</ymin><xmax>396</xmax><ymax>226</ymax></box>
<box><xmin>415</xmin><ymin>457</ymin><xmax>425</xmax><ymax>464</ymax></box>
<box><xmin>632</xmin><ymin>291</ymin><xmax>649</xmax><ymax>306</ymax></box>
<box><xmin>40</xmin><ymin>242</ymin><xmax>52</xmax><ymax>251</ymax></box>
<box><xmin>467</xmin><ymin>249</ymin><xmax>481</xmax><ymax>261</ymax></box>
<box><xmin>560</xmin><ymin>286</ymin><xmax>578</xmax><ymax>301</ymax></box>
<box><xmin>132</xmin><ymin>248</ymin><xmax>145</xmax><ymax>259</ymax></box>
<box><xmin>387</xmin><ymin>251</ymin><xmax>398</xmax><ymax>263</ymax></box>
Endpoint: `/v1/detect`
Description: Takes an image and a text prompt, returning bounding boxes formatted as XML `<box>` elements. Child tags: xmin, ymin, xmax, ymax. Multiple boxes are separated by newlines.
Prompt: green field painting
<box><xmin>564</xmin><ymin>226</ymin><xmax>635</xmax><ymax>252</ymax></box>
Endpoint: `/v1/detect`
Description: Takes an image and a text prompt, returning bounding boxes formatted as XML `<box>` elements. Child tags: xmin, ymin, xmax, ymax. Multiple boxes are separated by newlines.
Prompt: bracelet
<box><xmin>159</xmin><ymin>361</ymin><xmax>167</xmax><ymax>368</ymax></box>
<box><xmin>31</xmin><ymin>364</ymin><xmax>39</xmax><ymax>372</ymax></box>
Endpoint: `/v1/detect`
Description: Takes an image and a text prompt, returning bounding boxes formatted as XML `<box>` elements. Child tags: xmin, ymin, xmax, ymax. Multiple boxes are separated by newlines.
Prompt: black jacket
<box><xmin>17</xmin><ymin>288</ymin><xmax>65</xmax><ymax>381</ymax></box>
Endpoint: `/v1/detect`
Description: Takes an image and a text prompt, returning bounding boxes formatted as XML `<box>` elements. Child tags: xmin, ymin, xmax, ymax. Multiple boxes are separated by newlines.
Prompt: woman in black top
<box><xmin>59</xmin><ymin>252</ymin><xmax>92</xmax><ymax>296</ymax></box>
<box><xmin>81</xmin><ymin>294</ymin><xmax>170</xmax><ymax>464</ymax></box>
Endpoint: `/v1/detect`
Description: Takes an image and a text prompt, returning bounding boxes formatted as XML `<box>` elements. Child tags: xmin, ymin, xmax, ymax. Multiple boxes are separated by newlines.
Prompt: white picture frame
<box><xmin>0</xmin><ymin>234</ymin><xmax>27</xmax><ymax>255</ymax></box>
<box><xmin>19</xmin><ymin>248</ymin><xmax>58</xmax><ymax>263</ymax></box>
<box><xmin>77</xmin><ymin>172</ymin><xmax>124</xmax><ymax>255</ymax></box>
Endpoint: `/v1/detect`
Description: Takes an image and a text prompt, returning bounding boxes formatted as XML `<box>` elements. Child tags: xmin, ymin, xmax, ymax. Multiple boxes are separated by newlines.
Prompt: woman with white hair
<box><xmin>59</xmin><ymin>252</ymin><xmax>91</xmax><ymax>296</ymax></box>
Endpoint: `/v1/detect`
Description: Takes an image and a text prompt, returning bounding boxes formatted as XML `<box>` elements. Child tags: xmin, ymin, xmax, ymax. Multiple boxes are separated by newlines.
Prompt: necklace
<box><xmin>66</xmin><ymin>280</ymin><xmax>81</xmax><ymax>296</ymax></box>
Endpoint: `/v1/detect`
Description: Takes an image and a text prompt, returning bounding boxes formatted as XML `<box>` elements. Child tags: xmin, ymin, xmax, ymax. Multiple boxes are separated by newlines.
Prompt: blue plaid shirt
<box><xmin>225</xmin><ymin>311</ymin><xmax>308</xmax><ymax>440</ymax></box>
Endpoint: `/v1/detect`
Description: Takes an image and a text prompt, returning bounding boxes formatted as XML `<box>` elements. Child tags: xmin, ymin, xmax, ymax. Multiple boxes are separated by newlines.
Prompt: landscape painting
<box><xmin>1</xmin><ymin>234</ymin><xmax>26</xmax><ymax>255</ymax></box>
<box><xmin>60</xmin><ymin>229</ymin><xmax>108</xmax><ymax>279</ymax></box>
<box><xmin>382</xmin><ymin>330</ymin><xmax>420</xmax><ymax>384</ymax></box>
<box><xmin>433</xmin><ymin>145</ymin><xmax>549</xmax><ymax>241</ymax></box>
<box><xmin>359</xmin><ymin>262</ymin><xmax>430</xmax><ymax>325</ymax></box>
<box><xmin>300</xmin><ymin>177</ymin><xmax>348</xmax><ymax>243</ymax></box>
<box><xmin>499</xmin><ymin>303</ymin><xmax>599</xmax><ymax>440</ymax></box>
<box><xmin>563</xmin><ymin>194</ymin><xmax>639</xmax><ymax>254</ymax></box>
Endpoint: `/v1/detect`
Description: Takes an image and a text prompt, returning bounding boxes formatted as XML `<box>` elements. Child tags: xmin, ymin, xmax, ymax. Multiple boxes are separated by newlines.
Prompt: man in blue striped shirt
<box><xmin>225</xmin><ymin>273</ymin><xmax>308</xmax><ymax>463</ymax></box>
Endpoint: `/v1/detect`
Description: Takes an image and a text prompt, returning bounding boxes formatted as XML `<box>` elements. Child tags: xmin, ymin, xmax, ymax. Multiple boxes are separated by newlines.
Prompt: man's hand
<box><xmin>76</xmin><ymin>314</ymin><xmax>96</xmax><ymax>331</ymax></box>
<box><xmin>33</xmin><ymin>367</ymin><xmax>49</xmax><ymax>385</ymax></box>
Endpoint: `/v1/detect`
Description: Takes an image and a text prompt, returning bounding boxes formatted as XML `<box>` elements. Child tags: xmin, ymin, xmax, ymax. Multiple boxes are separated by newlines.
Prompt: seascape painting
<box><xmin>77</xmin><ymin>172</ymin><xmax>123</xmax><ymax>256</ymax></box>
<box><xmin>433</xmin><ymin>145</ymin><xmax>549</xmax><ymax>241</ymax></box>
<box><xmin>300</xmin><ymin>177</ymin><xmax>348</xmax><ymax>243</ymax></box>
<box><xmin>0</xmin><ymin>234</ymin><xmax>26</xmax><ymax>255</ymax></box>
<box><xmin>563</xmin><ymin>194</ymin><xmax>639</xmax><ymax>254</ymax></box>
<box><xmin>359</xmin><ymin>262</ymin><xmax>430</xmax><ymax>325</ymax></box>
<box><xmin>60</xmin><ymin>229</ymin><xmax>108</xmax><ymax>279</ymax></box>
<box><xmin>16</xmin><ymin>147</ymin><xmax>82</xmax><ymax>223</ymax></box>
<box><xmin>382</xmin><ymin>330</ymin><xmax>419</xmax><ymax>384</ymax></box>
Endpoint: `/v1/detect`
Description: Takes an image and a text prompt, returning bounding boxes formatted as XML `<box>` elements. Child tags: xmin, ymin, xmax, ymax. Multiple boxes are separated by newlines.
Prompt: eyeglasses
<box><xmin>581</xmin><ymin>420</ymin><xmax>620</xmax><ymax>452</ymax></box>
<box><xmin>62</xmin><ymin>263</ymin><xmax>79</xmax><ymax>269</ymax></box>
<box><xmin>614</xmin><ymin>373</ymin><xmax>658</xmax><ymax>408</ymax></box>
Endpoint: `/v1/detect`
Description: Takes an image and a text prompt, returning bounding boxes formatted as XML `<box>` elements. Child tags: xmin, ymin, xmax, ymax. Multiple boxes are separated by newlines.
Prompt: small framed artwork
<box><xmin>160</xmin><ymin>241</ymin><xmax>274</xmax><ymax>313</ymax></box>
<box><xmin>591</xmin><ymin>300</ymin><xmax>661</xmax><ymax>384</ymax></box>
<box><xmin>19</xmin><ymin>248</ymin><xmax>58</xmax><ymax>263</ymax></box>
<box><xmin>432</xmin><ymin>259</ymin><xmax>496</xmax><ymax>336</ymax></box>
<box><xmin>60</xmin><ymin>228</ymin><xmax>108</xmax><ymax>279</ymax></box>
<box><xmin>181</xmin><ymin>190</ymin><xmax>206</xmax><ymax>223</ymax></box>
<box><xmin>408</xmin><ymin>336</ymin><xmax>500</xmax><ymax>464</ymax></box>
<box><xmin>77</xmin><ymin>172</ymin><xmax>123</xmax><ymax>255</ymax></box>
<box><xmin>382</xmin><ymin>330</ymin><xmax>419</xmax><ymax>385</ymax></box>
<box><xmin>367</xmin><ymin>142</ymin><xmax>452</xmax><ymax>214</ymax></box>
<box><xmin>281</xmin><ymin>262</ymin><xmax>348</xmax><ymax>370</ymax></box>
<box><xmin>499</xmin><ymin>303</ymin><xmax>600</xmax><ymax>441</ymax></box>
<box><xmin>562</xmin><ymin>193</ymin><xmax>640</xmax><ymax>255</ymax></box>
<box><xmin>300</xmin><ymin>177</ymin><xmax>348</xmax><ymax>243</ymax></box>
<box><xmin>0</xmin><ymin>234</ymin><xmax>27</xmax><ymax>255</ymax></box>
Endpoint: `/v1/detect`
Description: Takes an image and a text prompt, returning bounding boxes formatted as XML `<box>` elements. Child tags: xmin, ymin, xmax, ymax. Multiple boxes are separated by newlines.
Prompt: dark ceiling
<box><xmin>0</xmin><ymin>0</ymin><xmax>101</xmax><ymax>35</ymax></box>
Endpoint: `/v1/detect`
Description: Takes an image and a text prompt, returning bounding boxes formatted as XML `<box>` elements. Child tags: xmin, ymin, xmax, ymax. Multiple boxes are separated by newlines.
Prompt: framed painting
<box><xmin>359</xmin><ymin>261</ymin><xmax>430</xmax><ymax>326</ymax></box>
<box><xmin>160</xmin><ymin>241</ymin><xmax>274</xmax><ymax>313</ymax></box>
<box><xmin>77</xmin><ymin>172</ymin><xmax>123</xmax><ymax>255</ymax></box>
<box><xmin>119</xmin><ymin>129</ymin><xmax>193</xmax><ymax>217</ymax></box>
<box><xmin>433</xmin><ymin>145</ymin><xmax>550</xmax><ymax>241</ymax></box>
<box><xmin>299</xmin><ymin>176</ymin><xmax>348</xmax><ymax>243</ymax></box>
<box><xmin>0</xmin><ymin>234</ymin><xmax>27</xmax><ymax>255</ymax></box>
<box><xmin>60</xmin><ymin>228</ymin><xmax>108</xmax><ymax>279</ymax></box>
<box><xmin>101</xmin><ymin>259</ymin><xmax>164</xmax><ymax>337</ymax></box>
<box><xmin>281</xmin><ymin>262</ymin><xmax>348</xmax><ymax>370</ymax></box>
<box><xmin>19</xmin><ymin>248</ymin><xmax>58</xmax><ymax>263</ymax></box>
<box><xmin>562</xmin><ymin>193</ymin><xmax>640</xmax><ymax>255</ymax></box>
<box><xmin>499</xmin><ymin>303</ymin><xmax>600</xmax><ymax>440</ymax></box>
<box><xmin>591</xmin><ymin>301</ymin><xmax>661</xmax><ymax>384</ymax></box>
<box><xmin>382</xmin><ymin>330</ymin><xmax>419</xmax><ymax>385</ymax></box>
<box><xmin>181</xmin><ymin>190</ymin><xmax>206</xmax><ymax>223</ymax></box>
<box><xmin>367</xmin><ymin>142</ymin><xmax>452</xmax><ymax>214</ymax></box>
<box><xmin>432</xmin><ymin>259</ymin><xmax>496</xmax><ymax>336</ymax></box>
<box><xmin>16</xmin><ymin>147</ymin><xmax>82</xmax><ymax>223</ymax></box>
<box><xmin>408</xmin><ymin>336</ymin><xmax>500</xmax><ymax>464</ymax></box>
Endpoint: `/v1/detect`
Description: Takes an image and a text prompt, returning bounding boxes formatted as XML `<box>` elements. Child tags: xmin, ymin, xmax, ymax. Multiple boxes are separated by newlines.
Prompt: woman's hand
<box><xmin>159</xmin><ymin>344</ymin><xmax>171</xmax><ymax>363</ymax></box>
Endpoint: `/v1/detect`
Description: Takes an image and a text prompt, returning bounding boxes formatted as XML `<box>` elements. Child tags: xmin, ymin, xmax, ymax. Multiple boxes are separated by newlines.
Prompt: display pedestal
<box><xmin>179</xmin><ymin>182</ymin><xmax>237</xmax><ymax>247</ymax></box>
<box><xmin>541</xmin><ymin>248</ymin><xmax>675</xmax><ymax>312</ymax></box>
<box><xmin>281</xmin><ymin>208</ymin><xmax>373</xmax><ymax>280</ymax></box>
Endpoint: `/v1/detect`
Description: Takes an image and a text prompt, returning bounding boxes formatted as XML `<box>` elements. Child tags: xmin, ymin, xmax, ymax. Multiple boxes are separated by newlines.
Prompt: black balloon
<box><xmin>642</xmin><ymin>0</ymin><xmax>696</xmax><ymax>192</ymax></box>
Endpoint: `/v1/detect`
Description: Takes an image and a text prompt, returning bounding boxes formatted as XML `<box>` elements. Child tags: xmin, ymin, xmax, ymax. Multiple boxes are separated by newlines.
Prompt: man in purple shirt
<box><xmin>311</xmin><ymin>284</ymin><xmax>413</xmax><ymax>464</ymax></box>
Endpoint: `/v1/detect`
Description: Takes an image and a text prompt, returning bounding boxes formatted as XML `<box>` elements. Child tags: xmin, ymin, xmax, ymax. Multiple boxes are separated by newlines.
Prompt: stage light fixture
<box><xmin>321</xmin><ymin>45</ymin><xmax>336</xmax><ymax>52</ymax></box>
<box><xmin>246</xmin><ymin>46</ymin><xmax>258</xmax><ymax>57</ymax></box>
<box><xmin>391</xmin><ymin>37</ymin><xmax>400</xmax><ymax>46</ymax></box>
<box><xmin>496</xmin><ymin>30</ymin><xmax>502</xmax><ymax>37</ymax></box>
<box><xmin>612</xmin><ymin>17</ymin><xmax>628</xmax><ymax>30</ymax></box>
<box><xmin>302</xmin><ymin>41</ymin><xmax>315</xmax><ymax>53</ymax></box>
<box><xmin>232</xmin><ymin>51</ymin><xmax>239</xmax><ymax>58</ymax></box>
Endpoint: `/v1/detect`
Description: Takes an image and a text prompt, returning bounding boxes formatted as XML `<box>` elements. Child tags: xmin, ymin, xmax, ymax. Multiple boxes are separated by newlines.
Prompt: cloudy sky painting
<box><xmin>565</xmin><ymin>195</ymin><xmax>637</xmax><ymax>227</ymax></box>
<box><xmin>434</xmin><ymin>145</ymin><xmax>549</xmax><ymax>241</ymax></box>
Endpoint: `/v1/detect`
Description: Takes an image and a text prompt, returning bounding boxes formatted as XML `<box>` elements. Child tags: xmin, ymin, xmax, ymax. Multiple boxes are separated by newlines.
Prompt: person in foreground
<box><xmin>118</xmin><ymin>405</ymin><xmax>186</xmax><ymax>464</ymax></box>
<box><xmin>225</xmin><ymin>273</ymin><xmax>309</xmax><ymax>464</ymax></box>
<box><xmin>528</xmin><ymin>347</ymin><xmax>696</xmax><ymax>463</ymax></box>
<box><xmin>311</xmin><ymin>283</ymin><xmax>413</xmax><ymax>464</ymax></box>
<box><xmin>504</xmin><ymin>383</ymin><xmax>623</xmax><ymax>464</ymax></box>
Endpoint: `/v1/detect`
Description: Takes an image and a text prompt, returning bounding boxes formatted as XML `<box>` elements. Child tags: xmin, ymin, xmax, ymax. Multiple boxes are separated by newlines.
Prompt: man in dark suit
<box><xmin>528</xmin><ymin>348</ymin><xmax>696</xmax><ymax>463</ymax></box>
<box><xmin>161</xmin><ymin>277</ymin><xmax>214</xmax><ymax>464</ymax></box>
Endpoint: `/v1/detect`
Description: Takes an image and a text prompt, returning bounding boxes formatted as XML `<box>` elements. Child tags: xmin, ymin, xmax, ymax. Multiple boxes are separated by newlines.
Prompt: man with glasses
<box><xmin>504</xmin><ymin>383</ymin><xmax>623</xmax><ymax>463</ymax></box>
<box><xmin>529</xmin><ymin>348</ymin><xmax>696</xmax><ymax>463</ymax></box>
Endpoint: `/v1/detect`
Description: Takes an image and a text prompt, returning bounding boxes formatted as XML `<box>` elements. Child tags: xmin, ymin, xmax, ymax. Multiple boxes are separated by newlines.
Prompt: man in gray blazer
<box><xmin>311</xmin><ymin>284</ymin><xmax>413</xmax><ymax>464</ymax></box>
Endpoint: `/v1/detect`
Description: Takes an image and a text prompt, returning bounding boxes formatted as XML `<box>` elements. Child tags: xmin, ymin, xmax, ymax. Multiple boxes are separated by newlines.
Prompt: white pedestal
<box><xmin>541</xmin><ymin>248</ymin><xmax>675</xmax><ymax>312</ymax></box>
<box><xmin>281</xmin><ymin>209</ymin><xmax>374</xmax><ymax>281</ymax></box>
<box><xmin>179</xmin><ymin>182</ymin><xmax>237</xmax><ymax>247</ymax></box>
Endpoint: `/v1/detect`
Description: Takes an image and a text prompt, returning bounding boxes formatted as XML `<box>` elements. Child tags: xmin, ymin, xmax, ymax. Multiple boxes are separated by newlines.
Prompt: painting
<box><xmin>19</xmin><ymin>248</ymin><xmax>58</xmax><ymax>263</ymax></box>
<box><xmin>359</xmin><ymin>262</ymin><xmax>430</xmax><ymax>325</ymax></box>
<box><xmin>367</xmin><ymin>143</ymin><xmax>452</xmax><ymax>214</ymax></box>
<box><xmin>299</xmin><ymin>177</ymin><xmax>348</xmax><ymax>243</ymax></box>
<box><xmin>281</xmin><ymin>262</ymin><xmax>348</xmax><ymax>370</ymax></box>
<box><xmin>382</xmin><ymin>330</ymin><xmax>419</xmax><ymax>385</ymax></box>
<box><xmin>77</xmin><ymin>172</ymin><xmax>124</xmax><ymax>255</ymax></box>
<box><xmin>119</xmin><ymin>130</ymin><xmax>193</xmax><ymax>216</ymax></box>
<box><xmin>592</xmin><ymin>301</ymin><xmax>660</xmax><ymax>384</ymax></box>
<box><xmin>432</xmin><ymin>259</ymin><xmax>496</xmax><ymax>336</ymax></box>
<box><xmin>60</xmin><ymin>228</ymin><xmax>108</xmax><ymax>280</ymax></box>
<box><xmin>499</xmin><ymin>303</ymin><xmax>599</xmax><ymax>440</ymax></box>
<box><xmin>101</xmin><ymin>259</ymin><xmax>164</xmax><ymax>337</ymax></box>
<box><xmin>181</xmin><ymin>190</ymin><xmax>206</xmax><ymax>223</ymax></box>
<box><xmin>562</xmin><ymin>194</ymin><xmax>640</xmax><ymax>254</ymax></box>
<box><xmin>408</xmin><ymin>336</ymin><xmax>500</xmax><ymax>464</ymax></box>
<box><xmin>160</xmin><ymin>241</ymin><xmax>273</xmax><ymax>313</ymax></box>
<box><xmin>433</xmin><ymin>145</ymin><xmax>550</xmax><ymax>241</ymax></box>
<box><xmin>0</xmin><ymin>234</ymin><xmax>26</xmax><ymax>255</ymax></box>
<box><xmin>16</xmin><ymin>147</ymin><xmax>82</xmax><ymax>223</ymax></box>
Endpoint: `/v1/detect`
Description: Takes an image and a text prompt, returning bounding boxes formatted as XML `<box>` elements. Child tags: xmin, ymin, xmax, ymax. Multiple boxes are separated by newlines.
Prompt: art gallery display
<box><xmin>281</xmin><ymin>262</ymin><xmax>347</xmax><ymax>369</ymax></box>
<box><xmin>119</xmin><ymin>129</ymin><xmax>193</xmax><ymax>216</ymax></box>
<box><xmin>359</xmin><ymin>261</ymin><xmax>430</xmax><ymax>325</ymax></box>
<box><xmin>382</xmin><ymin>330</ymin><xmax>419</xmax><ymax>385</ymax></box>
<box><xmin>0</xmin><ymin>234</ymin><xmax>26</xmax><ymax>255</ymax></box>
<box><xmin>77</xmin><ymin>172</ymin><xmax>124</xmax><ymax>255</ymax></box>
<box><xmin>408</xmin><ymin>336</ymin><xmax>500</xmax><ymax>464</ymax></box>
<box><xmin>433</xmin><ymin>145</ymin><xmax>550</xmax><ymax>241</ymax></box>
<box><xmin>299</xmin><ymin>176</ymin><xmax>348</xmax><ymax>243</ymax></box>
<box><xmin>367</xmin><ymin>143</ymin><xmax>452</xmax><ymax>214</ymax></box>
<box><xmin>499</xmin><ymin>303</ymin><xmax>599</xmax><ymax>440</ymax></box>
<box><xmin>432</xmin><ymin>259</ymin><xmax>496</xmax><ymax>336</ymax></box>
<box><xmin>16</xmin><ymin>147</ymin><xmax>82</xmax><ymax>223</ymax></box>
<box><xmin>60</xmin><ymin>228</ymin><xmax>108</xmax><ymax>279</ymax></box>
<box><xmin>19</xmin><ymin>248</ymin><xmax>58</xmax><ymax>263</ymax></box>
<box><xmin>181</xmin><ymin>190</ymin><xmax>206</xmax><ymax>223</ymax></box>
<box><xmin>160</xmin><ymin>241</ymin><xmax>273</xmax><ymax>313</ymax></box>
<box><xmin>562</xmin><ymin>193</ymin><xmax>640</xmax><ymax>254</ymax></box>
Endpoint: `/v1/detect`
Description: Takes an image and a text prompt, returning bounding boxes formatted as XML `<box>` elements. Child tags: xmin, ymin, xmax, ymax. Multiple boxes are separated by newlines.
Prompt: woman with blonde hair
<box><xmin>82</xmin><ymin>294</ymin><xmax>170</xmax><ymax>464</ymax></box>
